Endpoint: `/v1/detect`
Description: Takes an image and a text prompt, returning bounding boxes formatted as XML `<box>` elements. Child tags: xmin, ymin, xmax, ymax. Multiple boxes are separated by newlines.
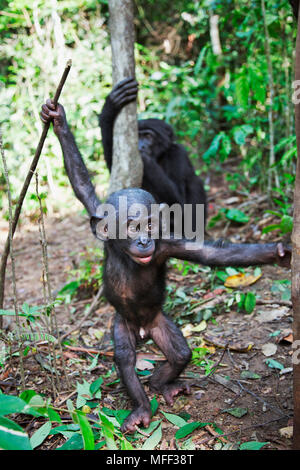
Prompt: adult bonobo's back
<box><xmin>98</xmin><ymin>78</ymin><xmax>207</xmax><ymax>228</ymax></box>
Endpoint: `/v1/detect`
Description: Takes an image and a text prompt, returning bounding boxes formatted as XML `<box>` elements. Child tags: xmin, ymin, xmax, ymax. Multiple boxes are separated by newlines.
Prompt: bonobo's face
<box><xmin>90</xmin><ymin>188</ymin><xmax>159</xmax><ymax>266</ymax></box>
<box><xmin>121</xmin><ymin>215</ymin><xmax>156</xmax><ymax>265</ymax></box>
<box><xmin>138</xmin><ymin>130</ymin><xmax>161</xmax><ymax>160</ymax></box>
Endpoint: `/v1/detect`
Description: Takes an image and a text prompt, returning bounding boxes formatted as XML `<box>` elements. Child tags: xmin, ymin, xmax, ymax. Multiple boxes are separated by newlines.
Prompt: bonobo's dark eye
<box><xmin>104</xmin><ymin>224</ymin><xmax>108</xmax><ymax>233</ymax></box>
<box><xmin>128</xmin><ymin>223</ymin><xmax>140</xmax><ymax>235</ymax></box>
<box><xmin>148</xmin><ymin>222</ymin><xmax>152</xmax><ymax>231</ymax></box>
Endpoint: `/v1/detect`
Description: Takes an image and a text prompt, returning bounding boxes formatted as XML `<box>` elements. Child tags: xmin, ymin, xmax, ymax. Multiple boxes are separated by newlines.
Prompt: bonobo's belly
<box><xmin>104</xmin><ymin>255</ymin><xmax>166</xmax><ymax>326</ymax></box>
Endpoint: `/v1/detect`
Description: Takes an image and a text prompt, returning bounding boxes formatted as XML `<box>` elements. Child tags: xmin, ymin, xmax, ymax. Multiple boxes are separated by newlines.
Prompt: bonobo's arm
<box><xmin>142</xmin><ymin>155</ymin><xmax>185</xmax><ymax>206</ymax></box>
<box><xmin>159</xmin><ymin>239</ymin><xmax>291</xmax><ymax>268</ymax></box>
<box><xmin>40</xmin><ymin>100</ymin><xmax>100</xmax><ymax>216</ymax></box>
<box><xmin>99</xmin><ymin>78</ymin><xmax>138</xmax><ymax>171</ymax></box>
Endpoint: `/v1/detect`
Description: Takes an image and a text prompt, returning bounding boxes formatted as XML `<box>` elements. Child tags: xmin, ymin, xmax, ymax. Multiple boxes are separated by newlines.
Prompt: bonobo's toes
<box><xmin>162</xmin><ymin>381</ymin><xmax>191</xmax><ymax>406</ymax></box>
<box><xmin>120</xmin><ymin>406</ymin><xmax>151</xmax><ymax>433</ymax></box>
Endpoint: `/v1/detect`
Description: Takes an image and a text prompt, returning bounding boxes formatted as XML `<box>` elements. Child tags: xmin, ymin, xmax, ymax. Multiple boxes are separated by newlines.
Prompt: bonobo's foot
<box><xmin>121</xmin><ymin>405</ymin><xmax>151</xmax><ymax>433</ymax></box>
<box><xmin>159</xmin><ymin>381</ymin><xmax>191</xmax><ymax>406</ymax></box>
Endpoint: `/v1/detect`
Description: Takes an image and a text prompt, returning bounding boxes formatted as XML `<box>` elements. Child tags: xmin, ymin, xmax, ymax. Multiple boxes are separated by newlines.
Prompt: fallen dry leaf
<box><xmin>279</xmin><ymin>426</ymin><xmax>293</xmax><ymax>439</ymax></box>
<box><xmin>136</xmin><ymin>358</ymin><xmax>155</xmax><ymax>371</ymax></box>
<box><xmin>261</xmin><ymin>343</ymin><xmax>277</xmax><ymax>357</ymax></box>
<box><xmin>224</xmin><ymin>272</ymin><xmax>262</xmax><ymax>288</ymax></box>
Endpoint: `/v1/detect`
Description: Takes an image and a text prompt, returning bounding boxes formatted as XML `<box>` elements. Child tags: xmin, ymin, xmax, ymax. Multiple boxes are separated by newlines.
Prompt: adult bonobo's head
<box><xmin>138</xmin><ymin>119</ymin><xmax>174</xmax><ymax>160</ymax></box>
<box><xmin>90</xmin><ymin>188</ymin><xmax>159</xmax><ymax>265</ymax></box>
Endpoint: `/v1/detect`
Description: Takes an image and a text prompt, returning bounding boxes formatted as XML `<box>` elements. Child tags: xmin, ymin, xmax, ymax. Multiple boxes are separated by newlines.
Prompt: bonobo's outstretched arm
<box><xmin>98</xmin><ymin>78</ymin><xmax>138</xmax><ymax>171</ymax></box>
<box><xmin>40</xmin><ymin>100</ymin><xmax>100</xmax><ymax>216</ymax></box>
<box><xmin>160</xmin><ymin>239</ymin><xmax>291</xmax><ymax>268</ymax></box>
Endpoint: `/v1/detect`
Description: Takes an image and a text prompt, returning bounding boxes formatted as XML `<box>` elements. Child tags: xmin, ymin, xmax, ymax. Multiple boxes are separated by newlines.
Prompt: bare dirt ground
<box><xmin>0</xmin><ymin>175</ymin><xmax>293</xmax><ymax>450</ymax></box>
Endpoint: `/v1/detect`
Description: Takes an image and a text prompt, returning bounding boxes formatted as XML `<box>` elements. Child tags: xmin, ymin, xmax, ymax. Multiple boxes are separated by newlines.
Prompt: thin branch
<box><xmin>0</xmin><ymin>60</ymin><xmax>72</xmax><ymax>317</ymax></box>
<box><xmin>0</xmin><ymin>129</ymin><xmax>25</xmax><ymax>390</ymax></box>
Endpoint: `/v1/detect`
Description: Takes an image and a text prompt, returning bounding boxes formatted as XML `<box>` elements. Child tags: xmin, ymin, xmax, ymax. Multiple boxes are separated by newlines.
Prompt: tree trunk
<box><xmin>292</xmin><ymin>7</ymin><xmax>300</xmax><ymax>450</ymax></box>
<box><xmin>108</xmin><ymin>0</ymin><xmax>143</xmax><ymax>194</ymax></box>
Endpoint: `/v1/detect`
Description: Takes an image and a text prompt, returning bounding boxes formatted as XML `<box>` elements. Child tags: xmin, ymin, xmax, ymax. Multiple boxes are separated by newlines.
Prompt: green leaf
<box><xmin>141</xmin><ymin>424</ymin><xmax>162</xmax><ymax>450</ymax></box>
<box><xmin>89</xmin><ymin>377</ymin><xmax>103</xmax><ymax>397</ymax></box>
<box><xmin>30</xmin><ymin>421</ymin><xmax>52</xmax><ymax>449</ymax></box>
<box><xmin>240</xmin><ymin>441</ymin><xmax>269</xmax><ymax>450</ymax></box>
<box><xmin>120</xmin><ymin>437</ymin><xmax>134</xmax><ymax>450</ymax></box>
<box><xmin>76</xmin><ymin>411</ymin><xmax>95</xmax><ymax>450</ymax></box>
<box><xmin>175</xmin><ymin>421</ymin><xmax>208</xmax><ymax>439</ymax></box>
<box><xmin>226</xmin><ymin>209</ymin><xmax>249</xmax><ymax>224</ymax></box>
<box><xmin>233</xmin><ymin>125</ymin><xmax>253</xmax><ymax>145</ymax></box>
<box><xmin>100</xmin><ymin>413</ymin><xmax>117</xmax><ymax>450</ymax></box>
<box><xmin>244</xmin><ymin>292</ymin><xmax>256</xmax><ymax>314</ymax></box>
<box><xmin>203</xmin><ymin>133</ymin><xmax>223</xmax><ymax>161</ymax></box>
<box><xmin>0</xmin><ymin>394</ymin><xmax>36</xmax><ymax>416</ymax></box>
<box><xmin>161</xmin><ymin>411</ymin><xmax>187</xmax><ymax>428</ymax></box>
<box><xmin>0</xmin><ymin>416</ymin><xmax>32</xmax><ymax>450</ymax></box>
<box><xmin>265</xmin><ymin>358</ymin><xmax>284</xmax><ymax>370</ymax></box>
<box><xmin>58</xmin><ymin>281</ymin><xmax>80</xmax><ymax>295</ymax></box>
<box><xmin>240</xmin><ymin>370</ymin><xmax>261</xmax><ymax>380</ymax></box>
<box><xmin>235</xmin><ymin>75</ymin><xmax>249</xmax><ymax>108</ymax></box>
<box><xmin>57</xmin><ymin>433</ymin><xmax>83</xmax><ymax>450</ymax></box>
<box><xmin>223</xmin><ymin>407</ymin><xmax>248</xmax><ymax>418</ymax></box>
<box><xmin>76</xmin><ymin>380</ymin><xmax>91</xmax><ymax>408</ymax></box>
<box><xmin>279</xmin><ymin>215</ymin><xmax>293</xmax><ymax>234</ymax></box>
<box><xmin>47</xmin><ymin>407</ymin><xmax>61</xmax><ymax>423</ymax></box>
<box><xmin>150</xmin><ymin>396</ymin><xmax>159</xmax><ymax>416</ymax></box>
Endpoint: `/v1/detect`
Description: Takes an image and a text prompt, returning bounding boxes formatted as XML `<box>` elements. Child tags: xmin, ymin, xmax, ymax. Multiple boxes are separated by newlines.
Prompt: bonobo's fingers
<box><xmin>40</xmin><ymin>99</ymin><xmax>68</xmax><ymax>135</ymax></box>
<box><xmin>113</xmin><ymin>77</ymin><xmax>137</xmax><ymax>91</ymax></box>
<box><xmin>161</xmin><ymin>382</ymin><xmax>191</xmax><ymax>406</ymax></box>
<box><xmin>276</xmin><ymin>242</ymin><xmax>292</xmax><ymax>268</ymax></box>
<box><xmin>109</xmin><ymin>77</ymin><xmax>138</xmax><ymax>110</ymax></box>
<box><xmin>120</xmin><ymin>406</ymin><xmax>151</xmax><ymax>433</ymax></box>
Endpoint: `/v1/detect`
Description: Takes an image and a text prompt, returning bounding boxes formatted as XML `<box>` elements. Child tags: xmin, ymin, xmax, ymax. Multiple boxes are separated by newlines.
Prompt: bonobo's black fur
<box><xmin>40</xmin><ymin>100</ymin><xmax>291</xmax><ymax>433</ymax></box>
<box><xmin>99</xmin><ymin>78</ymin><xmax>207</xmax><ymax>227</ymax></box>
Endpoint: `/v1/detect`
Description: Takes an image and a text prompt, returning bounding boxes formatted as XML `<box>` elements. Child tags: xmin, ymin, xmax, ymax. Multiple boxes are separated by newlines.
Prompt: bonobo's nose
<box><xmin>139</xmin><ymin>236</ymin><xmax>149</xmax><ymax>246</ymax></box>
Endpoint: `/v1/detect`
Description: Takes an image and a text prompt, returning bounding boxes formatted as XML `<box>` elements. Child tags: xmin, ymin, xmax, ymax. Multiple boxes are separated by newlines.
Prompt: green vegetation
<box><xmin>0</xmin><ymin>0</ymin><xmax>296</xmax><ymax>221</ymax></box>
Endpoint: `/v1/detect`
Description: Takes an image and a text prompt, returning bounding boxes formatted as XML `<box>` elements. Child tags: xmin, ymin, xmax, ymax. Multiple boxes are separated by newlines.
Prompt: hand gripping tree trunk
<box><xmin>108</xmin><ymin>0</ymin><xmax>143</xmax><ymax>194</ymax></box>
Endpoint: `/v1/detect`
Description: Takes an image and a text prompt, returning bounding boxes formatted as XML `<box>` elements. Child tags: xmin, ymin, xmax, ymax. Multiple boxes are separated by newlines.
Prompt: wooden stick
<box><xmin>0</xmin><ymin>60</ymin><xmax>72</xmax><ymax>313</ymax></box>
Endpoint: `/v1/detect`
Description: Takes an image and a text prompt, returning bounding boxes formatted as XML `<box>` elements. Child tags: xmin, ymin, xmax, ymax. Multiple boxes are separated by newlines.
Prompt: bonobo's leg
<box><xmin>113</xmin><ymin>313</ymin><xmax>151</xmax><ymax>433</ymax></box>
<box><xmin>149</xmin><ymin>312</ymin><xmax>192</xmax><ymax>405</ymax></box>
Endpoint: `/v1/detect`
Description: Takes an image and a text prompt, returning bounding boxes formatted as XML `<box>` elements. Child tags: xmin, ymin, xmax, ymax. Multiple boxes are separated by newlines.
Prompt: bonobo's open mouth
<box><xmin>131</xmin><ymin>254</ymin><xmax>153</xmax><ymax>265</ymax></box>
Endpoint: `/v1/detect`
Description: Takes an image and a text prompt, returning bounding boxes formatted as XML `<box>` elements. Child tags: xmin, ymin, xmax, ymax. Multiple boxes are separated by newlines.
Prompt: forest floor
<box><xmin>0</xmin><ymin>168</ymin><xmax>293</xmax><ymax>450</ymax></box>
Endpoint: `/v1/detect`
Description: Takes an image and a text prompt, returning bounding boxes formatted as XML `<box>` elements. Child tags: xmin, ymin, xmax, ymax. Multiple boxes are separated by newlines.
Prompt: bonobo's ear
<box><xmin>90</xmin><ymin>215</ymin><xmax>109</xmax><ymax>241</ymax></box>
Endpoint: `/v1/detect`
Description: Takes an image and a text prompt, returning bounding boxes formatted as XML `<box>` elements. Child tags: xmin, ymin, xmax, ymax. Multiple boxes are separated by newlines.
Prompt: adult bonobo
<box><xmin>41</xmin><ymin>100</ymin><xmax>291</xmax><ymax>433</ymax></box>
<box><xmin>99</xmin><ymin>78</ymin><xmax>207</xmax><ymax>228</ymax></box>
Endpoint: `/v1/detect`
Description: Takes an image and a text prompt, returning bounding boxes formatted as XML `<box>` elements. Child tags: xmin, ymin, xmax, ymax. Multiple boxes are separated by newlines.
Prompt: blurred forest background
<box><xmin>0</xmin><ymin>0</ymin><xmax>297</xmax><ymax>231</ymax></box>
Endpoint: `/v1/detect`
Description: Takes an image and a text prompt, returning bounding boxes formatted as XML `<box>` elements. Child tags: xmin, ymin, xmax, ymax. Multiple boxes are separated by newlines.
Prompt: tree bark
<box><xmin>108</xmin><ymin>0</ymin><xmax>143</xmax><ymax>194</ymax></box>
<box><xmin>292</xmin><ymin>6</ymin><xmax>300</xmax><ymax>450</ymax></box>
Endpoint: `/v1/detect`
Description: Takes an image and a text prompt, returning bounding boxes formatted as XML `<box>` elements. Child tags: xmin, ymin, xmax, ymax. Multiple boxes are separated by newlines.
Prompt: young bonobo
<box><xmin>89</xmin><ymin>188</ymin><xmax>290</xmax><ymax>433</ymax></box>
<box><xmin>99</xmin><ymin>78</ymin><xmax>207</xmax><ymax>227</ymax></box>
<box><xmin>41</xmin><ymin>100</ymin><xmax>291</xmax><ymax>433</ymax></box>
